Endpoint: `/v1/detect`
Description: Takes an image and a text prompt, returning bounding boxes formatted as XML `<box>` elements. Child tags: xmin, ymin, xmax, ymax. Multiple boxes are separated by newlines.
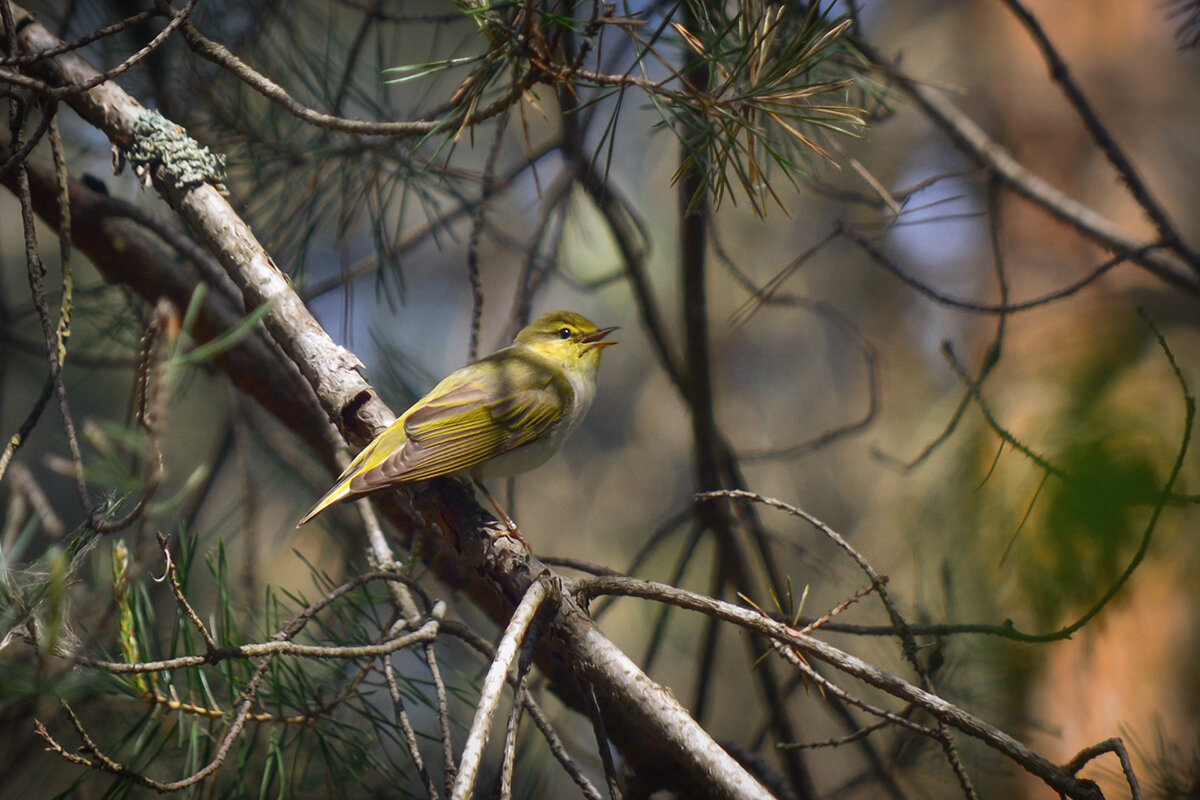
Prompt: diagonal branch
<box><xmin>999</xmin><ymin>0</ymin><xmax>1197</xmax><ymax>267</ymax></box>
<box><xmin>861</xmin><ymin>43</ymin><xmax>1200</xmax><ymax>294</ymax></box>
<box><xmin>575</xmin><ymin>575</ymin><xmax>1104</xmax><ymax>800</ymax></box>
<box><xmin>451</xmin><ymin>578</ymin><xmax>551</xmax><ymax>800</ymax></box>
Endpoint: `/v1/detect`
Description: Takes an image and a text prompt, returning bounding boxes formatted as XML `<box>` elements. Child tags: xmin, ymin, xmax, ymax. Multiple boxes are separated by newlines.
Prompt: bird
<box><xmin>298</xmin><ymin>310</ymin><xmax>618</xmax><ymax>533</ymax></box>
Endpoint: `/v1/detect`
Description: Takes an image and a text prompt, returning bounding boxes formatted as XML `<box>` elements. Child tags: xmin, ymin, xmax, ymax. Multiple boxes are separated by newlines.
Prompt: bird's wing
<box><xmin>348</xmin><ymin>369</ymin><xmax>567</xmax><ymax>492</ymax></box>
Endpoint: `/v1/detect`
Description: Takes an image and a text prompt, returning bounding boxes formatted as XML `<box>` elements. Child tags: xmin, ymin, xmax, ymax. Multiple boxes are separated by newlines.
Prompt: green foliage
<box><xmin>5</xmin><ymin>520</ymin><xmax>466</xmax><ymax>797</ymax></box>
<box><xmin>665</xmin><ymin>0</ymin><xmax>875</xmax><ymax>212</ymax></box>
<box><xmin>191</xmin><ymin>0</ymin><xmax>883</xmax><ymax>300</ymax></box>
<box><xmin>1028</xmin><ymin>435</ymin><xmax>1158</xmax><ymax>625</ymax></box>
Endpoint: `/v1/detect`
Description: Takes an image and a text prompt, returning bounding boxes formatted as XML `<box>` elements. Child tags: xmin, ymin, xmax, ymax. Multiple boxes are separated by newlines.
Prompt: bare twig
<box><xmin>4</xmin><ymin>9</ymin><xmax>157</xmax><ymax>66</ymax></box>
<box><xmin>640</xmin><ymin>521</ymin><xmax>704</xmax><ymax>674</ymax></box>
<box><xmin>3</xmin><ymin>5</ymin><xmax>92</xmax><ymax>528</ymax></box>
<box><xmin>0</xmin><ymin>0</ymin><xmax>197</xmax><ymax>100</ymax></box>
<box><xmin>841</xmin><ymin>223</ymin><xmax>1136</xmax><ymax>314</ymax></box>
<box><xmin>574</xmin><ymin>574</ymin><xmax>1104</xmax><ymax>800</ymax></box>
<box><xmin>499</xmin><ymin>605</ymin><xmax>543</xmax><ymax>800</ymax></box>
<box><xmin>0</xmin><ymin>99</ymin><xmax>56</xmax><ymax>178</ymax></box>
<box><xmin>381</xmin><ymin>618</ymin><xmax>441</xmax><ymax>800</ymax></box>
<box><xmin>450</xmin><ymin>578</ymin><xmax>552</xmax><ymax>800</ymax></box>
<box><xmin>465</xmin><ymin>106</ymin><xmax>511</xmax><ymax>360</ymax></box>
<box><xmin>864</xmin><ymin>43</ymin><xmax>1200</xmax><ymax>293</ymax></box>
<box><xmin>1066</xmin><ymin>738</ymin><xmax>1144</xmax><ymax>800</ymax></box>
<box><xmin>163</xmin><ymin>4</ymin><xmax>539</xmax><ymax>138</ymax></box>
<box><xmin>769</xmin><ymin>639</ymin><xmax>934</xmax><ymax>740</ymax></box>
<box><xmin>586</xmin><ymin>683</ymin><xmax>625</xmax><ymax>800</ymax></box>
<box><xmin>950</xmin><ymin>313</ymin><xmax>1193</xmax><ymax>641</ymax></box>
<box><xmin>89</xmin><ymin>298</ymin><xmax>175</xmax><ymax>534</ymax></box>
<box><xmin>999</xmin><ymin>0</ymin><xmax>1197</xmax><ymax>268</ymax></box>
<box><xmin>79</xmin><ymin>614</ymin><xmax>441</xmax><ymax>673</ymax></box>
<box><xmin>154</xmin><ymin>532</ymin><xmax>215</xmax><ymax>650</ymax></box>
<box><xmin>428</xmin><ymin>635</ymin><xmax>457</xmax><ymax>787</ymax></box>
<box><xmin>0</xmin><ymin>100</ymin><xmax>65</xmax><ymax>485</ymax></box>
<box><xmin>697</xmin><ymin>490</ymin><xmax>922</xmax><ymax>671</ymax></box>
<box><xmin>873</xmin><ymin>177</ymin><xmax>1012</xmax><ymax>471</ymax></box>
<box><xmin>441</xmin><ymin>620</ymin><xmax>604</xmax><ymax>800</ymax></box>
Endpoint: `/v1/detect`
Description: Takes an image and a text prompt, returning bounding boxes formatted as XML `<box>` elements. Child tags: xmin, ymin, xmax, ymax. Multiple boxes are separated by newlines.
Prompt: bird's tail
<box><xmin>296</xmin><ymin>448</ymin><xmax>371</xmax><ymax>525</ymax></box>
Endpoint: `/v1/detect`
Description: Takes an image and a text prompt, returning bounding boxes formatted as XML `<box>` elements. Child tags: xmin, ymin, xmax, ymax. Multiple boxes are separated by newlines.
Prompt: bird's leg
<box><xmin>474</xmin><ymin>479</ymin><xmax>529</xmax><ymax>548</ymax></box>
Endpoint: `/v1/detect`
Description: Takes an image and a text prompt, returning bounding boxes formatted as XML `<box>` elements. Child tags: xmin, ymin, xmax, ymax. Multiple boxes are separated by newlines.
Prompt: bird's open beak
<box><xmin>581</xmin><ymin>326</ymin><xmax>619</xmax><ymax>349</ymax></box>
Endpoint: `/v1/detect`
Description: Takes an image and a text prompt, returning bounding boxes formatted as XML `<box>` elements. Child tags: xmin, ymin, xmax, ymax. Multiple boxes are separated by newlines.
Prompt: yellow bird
<box><xmin>299</xmin><ymin>311</ymin><xmax>618</xmax><ymax>528</ymax></box>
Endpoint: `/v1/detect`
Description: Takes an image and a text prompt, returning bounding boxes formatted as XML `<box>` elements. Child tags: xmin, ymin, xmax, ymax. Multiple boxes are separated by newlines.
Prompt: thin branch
<box><xmin>769</xmin><ymin>640</ymin><xmax>934</xmax><ymax>741</ymax></box>
<box><xmin>450</xmin><ymin>578</ymin><xmax>551</xmax><ymax>800</ymax></box>
<box><xmin>3</xmin><ymin>9</ymin><xmax>93</xmax><ymax>527</ymax></box>
<box><xmin>0</xmin><ymin>100</ymin><xmax>63</xmax><ymax>485</ymax></box>
<box><xmin>154</xmin><ymin>532</ymin><xmax>215</xmax><ymax>651</ymax></box>
<box><xmin>999</xmin><ymin>0</ymin><xmax>1197</xmax><ymax>268</ymax></box>
<box><xmin>864</xmin><ymin>44</ymin><xmax>1200</xmax><ymax>293</ymax></box>
<box><xmin>939</xmin><ymin>724</ymin><xmax>981</xmax><ymax>800</ymax></box>
<box><xmin>79</xmin><ymin>614</ymin><xmax>441</xmax><ymax>673</ymax></box>
<box><xmin>164</xmin><ymin>5</ymin><xmax>539</xmax><ymax>138</ymax></box>
<box><xmin>690</xmin><ymin>560</ymin><xmax>724</xmax><ymax>724</ymax></box>
<box><xmin>89</xmin><ymin>298</ymin><xmax>174</xmax><ymax>534</ymax></box>
<box><xmin>0</xmin><ymin>0</ymin><xmax>198</xmax><ymax>101</ymax></box>
<box><xmin>0</xmin><ymin>101</ymin><xmax>55</xmax><ymax>178</ymax></box>
<box><xmin>499</xmin><ymin>619</ymin><xmax>538</xmax><ymax>800</ymax></box>
<box><xmin>574</xmin><ymin>574</ymin><xmax>1104</xmax><ymax>800</ymax></box>
<box><xmin>716</xmin><ymin>225</ymin><xmax>881</xmax><ymax>460</ymax></box>
<box><xmin>840</xmin><ymin>222</ymin><xmax>1137</xmax><ymax>314</ymax></box>
<box><xmin>465</xmin><ymin>105</ymin><xmax>512</xmax><ymax>360</ymax></box>
<box><xmin>940</xmin><ymin>343</ymin><xmax>1067</xmax><ymax>479</ymax></box>
<box><xmin>0</xmin><ymin>7</ymin><xmax>157</xmax><ymax>66</ymax></box>
<box><xmin>698</xmin><ymin>490</ymin><xmax>923</xmax><ymax>675</ymax></box>
<box><xmin>872</xmin><ymin>176</ymin><xmax>1011</xmax><ymax>471</ymax></box>
<box><xmin>641</xmin><ymin>521</ymin><xmax>705</xmax><ymax>675</ymax></box>
<box><xmin>1066</xmin><ymin>738</ymin><xmax>1144</xmax><ymax>800</ymax></box>
<box><xmin>957</xmin><ymin>311</ymin><xmax>1193</xmax><ymax>641</ymax></box>
<box><xmin>586</xmin><ymin>683</ymin><xmax>625</xmax><ymax>800</ymax></box>
<box><xmin>440</xmin><ymin>620</ymin><xmax>604</xmax><ymax>800</ymax></box>
<box><xmin>428</xmin><ymin>636</ymin><xmax>458</xmax><ymax>787</ymax></box>
<box><xmin>381</xmin><ymin>618</ymin><xmax>441</xmax><ymax>800</ymax></box>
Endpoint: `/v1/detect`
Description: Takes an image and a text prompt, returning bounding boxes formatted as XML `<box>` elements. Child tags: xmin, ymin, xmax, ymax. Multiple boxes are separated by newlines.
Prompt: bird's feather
<box><xmin>351</xmin><ymin>367</ymin><xmax>568</xmax><ymax>491</ymax></box>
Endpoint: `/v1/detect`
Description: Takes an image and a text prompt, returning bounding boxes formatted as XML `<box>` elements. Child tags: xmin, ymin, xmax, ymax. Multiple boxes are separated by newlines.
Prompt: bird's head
<box><xmin>515</xmin><ymin>311</ymin><xmax>619</xmax><ymax>376</ymax></box>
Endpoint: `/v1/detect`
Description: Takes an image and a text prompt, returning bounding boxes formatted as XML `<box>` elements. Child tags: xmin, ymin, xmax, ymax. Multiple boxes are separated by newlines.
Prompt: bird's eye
<box><xmin>558</xmin><ymin>327</ymin><xmax>572</xmax><ymax>340</ymax></box>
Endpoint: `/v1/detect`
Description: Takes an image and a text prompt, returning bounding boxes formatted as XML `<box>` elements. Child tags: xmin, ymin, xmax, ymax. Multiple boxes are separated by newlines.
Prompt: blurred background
<box><xmin>2</xmin><ymin>0</ymin><xmax>1199</xmax><ymax>797</ymax></box>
